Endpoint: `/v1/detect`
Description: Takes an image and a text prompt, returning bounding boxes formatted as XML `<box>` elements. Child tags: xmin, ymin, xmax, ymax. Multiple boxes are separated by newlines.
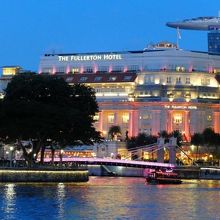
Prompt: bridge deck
<box><xmin>44</xmin><ymin>157</ymin><xmax>175</xmax><ymax>168</ymax></box>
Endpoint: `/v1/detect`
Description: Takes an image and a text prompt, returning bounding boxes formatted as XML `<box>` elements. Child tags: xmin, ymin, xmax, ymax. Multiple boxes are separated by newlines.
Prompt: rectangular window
<box><xmin>72</xmin><ymin>68</ymin><xmax>79</xmax><ymax>73</ymax></box>
<box><xmin>185</xmin><ymin>77</ymin><xmax>190</xmax><ymax>84</ymax></box>
<box><xmin>56</xmin><ymin>67</ymin><xmax>65</xmax><ymax>73</ymax></box>
<box><xmin>94</xmin><ymin>76</ymin><xmax>102</xmax><ymax>82</ymax></box>
<box><xmin>85</xmin><ymin>67</ymin><xmax>93</xmax><ymax>73</ymax></box>
<box><xmin>42</xmin><ymin>68</ymin><xmax>52</xmax><ymax>73</ymax></box>
<box><xmin>201</xmin><ymin>78</ymin><xmax>210</xmax><ymax>86</ymax></box>
<box><xmin>93</xmin><ymin>114</ymin><xmax>99</xmax><ymax>121</ymax></box>
<box><xmin>128</xmin><ymin>65</ymin><xmax>139</xmax><ymax>71</ymax></box>
<box><xmin>173</xmin><ymin>114</ymin><xmax>182</xmax><ymax>124</ymax></box>
<box><xmin>166</xmin><ymin>77</ymin><xmax>171</xmax><ymax>84</ymax></box>
<box><xmin>176</xmin><ymin>77</ymin><xmax>181</xmax><ymax>84</ymax></box>
<box><xmin>123</xmin><ymin>75</ymin><xmax>132</xmax><ymax>81</ymax></box>
<box><xmin>108</xmin><ymin>76</ymin><xmax>117</xmax><ymax>81</ymax></box>
<box><xmin>108</xmin><ymin>114</ymin><xmax>114</xmax><ymax>123</ymax></box>
<box><xmin>142</xmin><ymin>114</ymin><xmax>151</xmax><ymax>120</ymax></box>
<box><xmin>207</xmin><ymin>115</ymin><xmax>212</xmax><ymax>121</ymax></box>
<box><xmin>79</xmin><ymin>77</ymin><xmax>88</xmax><ymax>82</ymax></box>
<box><xmin>122</xmin><ymin>113</ymin><xmax>129</xmax><ymax>123</ymax></box>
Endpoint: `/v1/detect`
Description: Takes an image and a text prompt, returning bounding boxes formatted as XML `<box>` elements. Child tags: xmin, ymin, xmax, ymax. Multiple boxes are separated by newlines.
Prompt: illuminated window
<box><xmin>173</xmin><ymin>114</ymin><xmax>182</xmax><ymax>124</ymax></box>
<box><xmin>72</xmin><ymin>68</ymin><xmax>79</xmax><ymax>73</ymax></box>
<box><xmin>108</xmin><ymin>114</ymin><xmax>114</xmax><ymax>123</ymax></box>
<box><xmin>201</xmin><ymin>78</ymin><xmax>210</xmax><ymax>86</ymax></box>
<box><xmin>122</xmin><ymin>113</ymin><xmax>129</xmax><ymax>123</ymax></box>
<box><xmin>93</xmin><ymin>114</ymin><xmax>99</xmax><ymax>121</ymax></box>
<box><xmin>95</xmin><ymin>88</ymin><xmax>101</xmax><ymax>93</ymax></box>
<box><xmin>176</xmin><ymin>66</ymin><xmax>185</xmax><ymax>72</ymax></box>
<box><xmin>142</xmin><ymin>114</ymin><xmax>151</xmax><ymax>120</ymax></box>
<box><xmin>207</xmin><ymin>115</ymin><xmax>212</xmax><ymax>121</ymax></box>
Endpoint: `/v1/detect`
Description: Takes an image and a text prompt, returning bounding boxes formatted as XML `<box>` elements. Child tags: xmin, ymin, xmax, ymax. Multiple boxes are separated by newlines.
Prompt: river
<box><xmin>0</xmin><ymin>177</ymin><xmax>220</xmax><ymax>220</ymax></box>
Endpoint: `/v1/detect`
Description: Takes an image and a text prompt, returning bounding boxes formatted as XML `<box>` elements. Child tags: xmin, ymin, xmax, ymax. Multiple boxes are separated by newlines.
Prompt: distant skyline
<box><xmin>0</xmin><ymin>0</ymin><xmax>219</xmax><ymax>71</ymax></box>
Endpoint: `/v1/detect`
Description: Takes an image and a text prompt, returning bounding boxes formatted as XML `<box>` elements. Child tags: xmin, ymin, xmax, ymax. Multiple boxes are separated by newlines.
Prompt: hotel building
<box><xmin>38</xmin><ymin>41</ymin><xmax>220</xmax><ymax>141</ymax></box>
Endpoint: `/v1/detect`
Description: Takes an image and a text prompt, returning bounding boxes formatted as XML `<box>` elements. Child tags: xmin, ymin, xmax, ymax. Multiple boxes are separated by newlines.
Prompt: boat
<box><xmin>146</xmin><ymin>170</ymin><xmax>182</xmax><ymax>184</ymax></box>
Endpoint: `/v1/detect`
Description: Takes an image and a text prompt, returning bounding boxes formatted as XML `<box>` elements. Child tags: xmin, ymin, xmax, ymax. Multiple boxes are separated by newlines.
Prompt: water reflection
<box><xmin>3</xmin><ymin>183</ymin><xmax>16</xmax><ymax>217</ymax></box>
<box><xmin>57</xmin><ymin>183</ymin><xmax>66</xmax><ymax>219</ymax></box>
<box><xmin>0</xmin><ymin>178</ymin><xmax>220</xmax><ymax>220</ymax></box>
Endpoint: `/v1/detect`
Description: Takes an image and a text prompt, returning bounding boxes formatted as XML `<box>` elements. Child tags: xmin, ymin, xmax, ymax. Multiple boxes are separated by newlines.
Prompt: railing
<box><xmin>43</xmin><ymin>157</ymin><xmax>175</xmax><ymax>168</ymax></box>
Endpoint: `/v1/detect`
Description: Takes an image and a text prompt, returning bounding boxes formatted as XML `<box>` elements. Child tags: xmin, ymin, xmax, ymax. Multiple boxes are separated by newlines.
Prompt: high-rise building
<box><xmin>208</xmin><ymin>31</ymin><xmax>220</xmax><ymax>55</ymax></box>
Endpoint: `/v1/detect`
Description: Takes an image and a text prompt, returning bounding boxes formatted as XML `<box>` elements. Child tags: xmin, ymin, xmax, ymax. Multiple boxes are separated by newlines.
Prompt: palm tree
<box><xmin>191</xmin><ymin>133</ymin><xmax>204</xmax><ymax>161</ymax></box>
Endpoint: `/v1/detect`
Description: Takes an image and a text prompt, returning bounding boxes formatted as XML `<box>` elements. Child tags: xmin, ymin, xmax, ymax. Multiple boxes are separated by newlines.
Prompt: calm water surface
<box><xmin>0</xmin><ymin>177</ymin><xmax>220</xmax><ymax>220</ymax></box>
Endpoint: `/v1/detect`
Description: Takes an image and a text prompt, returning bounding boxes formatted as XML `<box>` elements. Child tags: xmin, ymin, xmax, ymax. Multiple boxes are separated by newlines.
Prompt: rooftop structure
<box><xmin>166</xmin><ymin>16</ymin><xmax>220</xmax><ymax>31</ymax></box>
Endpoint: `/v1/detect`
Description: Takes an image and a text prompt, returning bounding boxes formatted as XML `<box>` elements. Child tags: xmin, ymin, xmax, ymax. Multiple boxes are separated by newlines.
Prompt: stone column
<box><xmin>169</xmin><ymin>137</ymin><xmax>177</xmax><ymax>164</ymax></box>
<box><xmin>129</xmin><ymin>110</ymin><xmax>139</xmax><ymax>137</ymax></box>
<box><xmin>151</xmin><ymin>110</ymin><xmax>161</xmax><ymax>136</ymax></box>
<box><xmin>213</xmin><ymin>112</ymin><xmax>220</xmax><ymax>134</ymax></box>
<box><xmin>184</xmin><ymin>110</ymin><xmax>190</xmax><ymax>141</ymax></box>
<box><xmin>98</xmin><ymin>111</ymin><xmax>103</xmax><ymax>132</ymax></box>
<box><xmin>167</xmin><ymin>110</ymin><xmax>173</xmax><ymax>134</ymax></box>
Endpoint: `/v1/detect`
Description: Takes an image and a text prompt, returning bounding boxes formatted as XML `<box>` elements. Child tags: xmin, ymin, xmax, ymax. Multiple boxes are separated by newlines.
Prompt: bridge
<box><xmin>43</xmin><ymin>157</ymin><xmax>175</xmax><ymax>169</ymax></box>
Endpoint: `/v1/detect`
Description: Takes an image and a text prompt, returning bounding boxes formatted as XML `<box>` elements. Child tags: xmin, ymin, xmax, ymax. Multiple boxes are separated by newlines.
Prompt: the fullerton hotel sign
<box><xmin>58</xmin><ymin>54</ymin><xmax>122</xmax><ymax>62</ymax></box>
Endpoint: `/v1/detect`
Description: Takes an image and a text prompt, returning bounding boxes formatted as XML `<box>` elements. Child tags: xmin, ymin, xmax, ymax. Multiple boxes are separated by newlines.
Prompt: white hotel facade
<box><xmin>38</xmin><ymin>42</ymin><xmax>220</xmax><ymax>141</ymax></box>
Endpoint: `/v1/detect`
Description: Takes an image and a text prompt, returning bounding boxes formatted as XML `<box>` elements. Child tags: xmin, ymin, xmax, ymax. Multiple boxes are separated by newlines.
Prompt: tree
<box><xmin>0</xmin><ymin>73</ymin><xmax>102</xmax><ymax>166</ymax></box>
<box><xmin>108</xmin><ymin>125</ymin><xmax>121</xmax><ymax>140</ymax></box>
<box><xmin>171</xmin><ymin>130</ymin><xmax>183</xmax><ymax>146</ymax></box>
<box><xmin>126</xmin><ymin>133</ymin><xmax>157</xmax><ymax>149</ymax></box>
<box><xmin>191</xmin><ymin>133</ymin><xmax>204</xmax><ymax>161</ymax></box>
<box><xmin>202</xmin><ymin>128</ymin><xmax>216</xmax><ymax>147</ymax></box>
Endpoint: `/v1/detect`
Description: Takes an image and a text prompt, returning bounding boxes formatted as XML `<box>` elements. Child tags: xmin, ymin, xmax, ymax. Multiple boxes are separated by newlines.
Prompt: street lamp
<box><xmin>9</xmin><ymin>146</ymin><xmax>14</xmax><ymax>168</ymax></box>
<box><xmin>59</xmin><ymin>149</ymin><xmax>64</xmax><ymax>164</ymax></box>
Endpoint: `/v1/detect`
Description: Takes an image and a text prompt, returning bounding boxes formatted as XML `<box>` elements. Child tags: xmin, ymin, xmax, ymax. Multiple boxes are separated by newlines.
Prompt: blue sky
<box><xmin>0</xmin><ymin>0</ymin><xmax>219</xmax><ymax>71</ymax></box>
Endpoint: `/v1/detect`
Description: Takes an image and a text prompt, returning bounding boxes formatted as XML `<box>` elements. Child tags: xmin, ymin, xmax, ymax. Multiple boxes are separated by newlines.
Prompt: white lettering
<box><xmin>58</xmin><ymin>56</ymin><xmax>69</xmax><ymax>62</ymax></box>
<box><xmin>164</xmin><ymin>105</ymin><xmax>197</xmax><ymax>110</ymax></box>
<box><xmin>58</xmin><ymin>54</ymin><xmax>122</xmax><ymax>62</ymax></box>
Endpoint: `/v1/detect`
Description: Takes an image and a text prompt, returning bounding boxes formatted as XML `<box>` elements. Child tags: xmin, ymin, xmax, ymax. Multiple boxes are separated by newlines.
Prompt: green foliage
<box><xmin>191</xmin><ymin>133</ymin><xmax>204</xmax><ymax>146</ymax></box>
<box><xmin>159</xmin><ymin>130</ymin><xmax>169</xmax><ymax>138</ymax></box>
<box><xmin>202</xmin><ymin>128</ymin><xmax>216</xmax><ymax>146</ymax></box>
<box><xmin>191</xmin><ymin>128</ymin><xmax>220</xmax><ymax>159</ymax></box>
<box><xmin>126</xmin><ymin>133</ymin><xmax>157</xmax><ymax>149</ymax></box>
<box><xmin>171</xmin><ymin>130</ymin><xmax>183</xmax><ymax>146</ymax></box>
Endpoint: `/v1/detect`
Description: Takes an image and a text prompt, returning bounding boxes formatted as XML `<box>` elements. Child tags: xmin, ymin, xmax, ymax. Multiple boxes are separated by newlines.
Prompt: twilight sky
<box><xmin>0</xmin><ymin>0</ymin><xmax>219</xmax><ymax>72</ymax></box>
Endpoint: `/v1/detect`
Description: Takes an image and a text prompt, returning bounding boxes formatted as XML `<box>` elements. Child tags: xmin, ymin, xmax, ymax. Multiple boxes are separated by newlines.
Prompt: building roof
<box><xmin>215</xmin><ymin>74</ymin><xmax>220</xmax><ymax>84</ymax></box>
<box><xmin>63</xmin><ymin>72</ymin><xmax>137</xmax><ymax>84</ymax></box>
